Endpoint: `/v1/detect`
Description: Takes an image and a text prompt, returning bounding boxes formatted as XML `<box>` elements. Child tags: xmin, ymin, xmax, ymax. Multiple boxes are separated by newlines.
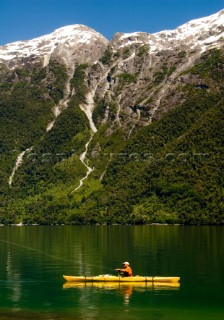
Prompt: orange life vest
<box><xmin>123</xmin><ymin>265</ymin><xmax>132</xmax><ymax>277</ymax></box>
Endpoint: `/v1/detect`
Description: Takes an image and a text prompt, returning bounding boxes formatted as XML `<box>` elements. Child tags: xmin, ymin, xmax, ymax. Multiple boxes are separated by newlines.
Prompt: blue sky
<box><xmin>0</xmin><ymin>0</ymin><xmax>223</xmax><ymax>45</ymax></box>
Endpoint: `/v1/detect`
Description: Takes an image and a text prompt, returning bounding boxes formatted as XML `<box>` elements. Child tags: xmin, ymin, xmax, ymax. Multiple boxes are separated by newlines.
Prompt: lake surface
<box><xmin>0</xmin><ymin>225</ymin><xmax>223</xmax><ymax>319</ymax></box>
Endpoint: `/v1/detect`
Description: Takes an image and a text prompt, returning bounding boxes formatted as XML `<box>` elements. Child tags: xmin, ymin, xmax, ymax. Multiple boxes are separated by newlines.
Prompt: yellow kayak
<box><xmin>63</xmin><ymin>275</ymin><xmax>180</xmax><ymax>283</ymax></box>
<box><xmin>63</xmin><ymin>281</ymin><xmax>180</xmax><ymax>290</ymax></box>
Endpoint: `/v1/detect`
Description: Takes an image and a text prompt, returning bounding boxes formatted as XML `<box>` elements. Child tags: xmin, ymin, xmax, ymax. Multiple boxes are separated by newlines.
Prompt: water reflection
<box><xmin>63</xmin><ymin>281</ymin><xmax>180</xmax><ymax>307</ymax></box>
<box><xmin>6</xmin><ymin>250</ymin><xmax>22</xmax><ymax>310</ymax></box>
<box><xmin>1</xmin><ymin>225</ymin><xmax>223</xmax><ymax>320</ymax></box>
<box><xmin>63</xmin><ymin>281</ymin><xmax>180</xmax><ymax>291</ymax></box>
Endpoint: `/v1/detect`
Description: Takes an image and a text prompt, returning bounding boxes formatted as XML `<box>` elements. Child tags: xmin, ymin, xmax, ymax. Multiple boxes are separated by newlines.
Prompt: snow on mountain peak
<box><xmin>0</xmin><ymin>24</ymin><xmax>109</xmax><ymax>68</ymax></box>
<box><xmin>113</xmin><ymin>9</ymin><xmax>224</xmax><ymax>52</ymax></box>
<box><xmin>0</xmin><ymin>10</ymin><xmax>223</xmax><ymax>68</ymax></box>
<box><xmin>49</xmin><ymin>24</ymin><xmax>106</xmax><ymax>44</ymax></box>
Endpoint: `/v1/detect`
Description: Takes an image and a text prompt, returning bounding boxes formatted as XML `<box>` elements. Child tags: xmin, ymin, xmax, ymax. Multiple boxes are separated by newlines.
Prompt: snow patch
<box><xmin>120</xmin><ymin>32</ymin><xmax>142</xmax><ymax>39</ymax></box>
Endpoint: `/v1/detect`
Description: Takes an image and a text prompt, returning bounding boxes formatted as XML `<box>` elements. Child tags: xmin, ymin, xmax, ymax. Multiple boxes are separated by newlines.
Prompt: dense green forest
<box><xmin>0</xmin><ymin>49</ymin><xmax>223</xmax><ymax>225</ymax></box>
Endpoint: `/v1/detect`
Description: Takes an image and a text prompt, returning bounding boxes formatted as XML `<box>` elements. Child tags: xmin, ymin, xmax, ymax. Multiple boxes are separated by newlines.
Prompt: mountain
<box><xmin>0</xmin><ymin>10</ymin><xmax>223</xmax><ymax>225</ymax></box>
<box><xmin>0</xmin><ymin>24</ymin><xmax>108</xmax><ymax>69</ymax></box>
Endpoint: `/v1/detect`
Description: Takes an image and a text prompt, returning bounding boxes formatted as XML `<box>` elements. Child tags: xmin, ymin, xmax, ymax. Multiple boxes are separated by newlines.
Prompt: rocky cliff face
<box><xmin>0</xmin><ymin>10</ymin><xmax>223</xmax><ymax>224</ymax></box>
<box><xmin>85</xmin><ymin>9</ymin><xmax>224</xmax><ymax>129</ymax></box>
<box><xmin>0</xmin><ymin>10</ymin><xmax>223</xmax><ymax>131</ymax></box>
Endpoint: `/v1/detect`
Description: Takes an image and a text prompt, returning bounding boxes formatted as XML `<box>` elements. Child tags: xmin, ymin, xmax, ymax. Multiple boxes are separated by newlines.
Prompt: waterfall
<box><xmin>8</xmin><ymin>147</ymin><xmax>32</xmax><ymax>187</ymax></box>
<box><xmin>71</xmin><ymin>81</ymin><xmax>101</xmax><ymax>192</ymax></box>
<box><xmin>72</xmin><ymin>134</ymin><xmax>94</xmax><ymax>192</ymax></box>
<box><xmin>79</xmin><ymin>91</ymin><xmax>97</xmax><ymax>133</ymax></box>
<box><xmin>46</xmin><ymin>72</ymin><xmax>74</xmax><ymax>132</ymax></box>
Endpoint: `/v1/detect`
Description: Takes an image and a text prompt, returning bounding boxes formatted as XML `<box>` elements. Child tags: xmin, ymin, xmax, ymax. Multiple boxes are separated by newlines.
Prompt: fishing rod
<box><xmin>0</xmin><ymin>238</ymin><xmax>112</xmax><ymax>272</ymax></box>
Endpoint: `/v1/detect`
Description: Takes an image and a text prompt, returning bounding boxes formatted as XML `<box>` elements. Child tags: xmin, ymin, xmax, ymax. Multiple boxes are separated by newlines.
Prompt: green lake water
<box><xmin>0</xmin><ymin>225</ymin><xmax>223</xmax><ymax>319</ymax></box>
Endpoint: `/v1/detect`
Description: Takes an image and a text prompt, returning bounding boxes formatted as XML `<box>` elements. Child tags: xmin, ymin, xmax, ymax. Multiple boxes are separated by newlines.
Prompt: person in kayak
<box><xmin>115</xmin><ymin>261</ymin><xmax>133</xmax><ymax>277</ymax></box>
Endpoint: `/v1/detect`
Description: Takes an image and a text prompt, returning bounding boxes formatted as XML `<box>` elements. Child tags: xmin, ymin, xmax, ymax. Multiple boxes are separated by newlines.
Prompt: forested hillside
<box><xmin>0</xmin><ymin>11</ymin><xmax>224</xmax><ymax>224</ymax></box>
<box><xmin>0</xmin><ymin>48</ymin><xmax>223</xmax><ymax>225</ymax></box>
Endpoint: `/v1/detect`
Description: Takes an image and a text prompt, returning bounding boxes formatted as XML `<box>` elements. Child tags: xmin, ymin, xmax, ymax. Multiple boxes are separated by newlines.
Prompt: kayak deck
<box><xmin>63</xmin><ymin>275</ymin><xmax>180</xmax><ymax>283</ymax></box>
